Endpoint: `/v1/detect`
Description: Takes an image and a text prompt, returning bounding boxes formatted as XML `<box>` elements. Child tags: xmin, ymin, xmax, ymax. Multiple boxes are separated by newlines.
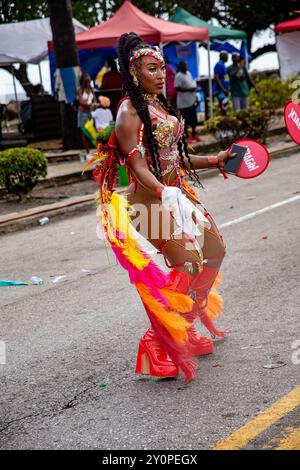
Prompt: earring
<box><xmin>133</xmin><ymin>75</ymin><xmax>139</xmax><ymax>86</ymax></box>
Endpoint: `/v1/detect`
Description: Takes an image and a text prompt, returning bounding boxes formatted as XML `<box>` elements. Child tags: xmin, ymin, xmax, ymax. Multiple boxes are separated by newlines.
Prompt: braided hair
<box><xmin>117</xmin><ymin>32</ymin><xmax>202</xmax><ymax>187</ymax></box>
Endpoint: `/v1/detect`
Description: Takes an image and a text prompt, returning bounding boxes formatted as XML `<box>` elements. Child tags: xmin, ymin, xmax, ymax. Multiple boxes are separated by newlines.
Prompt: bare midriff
<box><xmin>124</xmin><ymin>103</ymin><xmax>201</xmax><ymax>244</ymax></box>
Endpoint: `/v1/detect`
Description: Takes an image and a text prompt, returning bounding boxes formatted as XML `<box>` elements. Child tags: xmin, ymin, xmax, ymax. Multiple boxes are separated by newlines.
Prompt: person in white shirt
<box><xmin>175</xmin><ymin>61</ymin><xmax>201</xmax><ymax>143</ymax></box>
<box><xmin>91</xmin><ymin>95</ymin><xmax>113</xmax><ymax>132</ymax></box>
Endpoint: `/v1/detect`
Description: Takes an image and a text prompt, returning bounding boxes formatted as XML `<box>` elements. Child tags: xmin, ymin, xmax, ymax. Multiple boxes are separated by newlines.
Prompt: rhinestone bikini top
<box><xmin>124</xmin><ymin>95</ymin><xmax>184</xmax><ymax>179</ymax></box>
<box><xmin>152</xmin><ymin>117</ymin><xmax>184</xmax><ymax>149</ymax></box>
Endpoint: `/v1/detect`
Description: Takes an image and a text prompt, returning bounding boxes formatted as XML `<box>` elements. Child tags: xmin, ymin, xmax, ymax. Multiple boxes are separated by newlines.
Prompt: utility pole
<box><xmin>48</xmin><ymin>0</ymin><xmax>81</xmax><ymax>150</ymax></box>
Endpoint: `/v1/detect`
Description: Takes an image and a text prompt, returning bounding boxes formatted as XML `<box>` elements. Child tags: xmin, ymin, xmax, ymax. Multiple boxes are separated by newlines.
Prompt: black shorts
<box><xmin>180</xmin><ymin>105</ymin><xmax>197</xmax><ymax>127</ymax></box>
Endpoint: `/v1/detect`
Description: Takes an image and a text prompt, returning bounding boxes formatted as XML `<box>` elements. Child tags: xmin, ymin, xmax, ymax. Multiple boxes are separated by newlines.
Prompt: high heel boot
<box><xmin>135</xmin><ymin>327</ymin><xmax>179</xmax><ymax>377</ymax></box>
<box><xmin>169</xmin><ymin>268</ymin><xmax>214</xmax><ymax>356</ymax></box>
<box><xmin>190</xmin><ymin>265</ymin><xmax>230</xmax><ymax>338</ymax></box>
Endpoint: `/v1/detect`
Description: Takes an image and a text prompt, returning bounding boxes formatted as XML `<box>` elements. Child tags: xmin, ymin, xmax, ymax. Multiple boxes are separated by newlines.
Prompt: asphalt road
<box><xmin>1</xmin><ymin>152</ymin><xmax>300</xmax><ymax>450</ymax></box>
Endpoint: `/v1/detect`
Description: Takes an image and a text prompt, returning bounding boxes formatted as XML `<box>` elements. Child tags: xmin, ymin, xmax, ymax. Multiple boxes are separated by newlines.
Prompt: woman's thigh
<box><xmin>129</xmin><ymin>196</ymin><xmax>225</xmax><ymax>271</ymax></box>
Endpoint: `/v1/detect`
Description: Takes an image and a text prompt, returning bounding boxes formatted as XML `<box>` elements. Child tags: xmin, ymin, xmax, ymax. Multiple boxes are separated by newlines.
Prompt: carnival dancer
<box><xmin>86</xmin><ymin>33</ymin><xmax>235</xmax><ymax>383</ymax></box>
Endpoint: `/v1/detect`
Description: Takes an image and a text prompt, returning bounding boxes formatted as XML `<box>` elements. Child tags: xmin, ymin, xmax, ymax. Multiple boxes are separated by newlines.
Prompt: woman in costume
<box><xmin>87</xmin><ymin>33</ymin><xmax>234</xmax><ymax>383</ymax></box>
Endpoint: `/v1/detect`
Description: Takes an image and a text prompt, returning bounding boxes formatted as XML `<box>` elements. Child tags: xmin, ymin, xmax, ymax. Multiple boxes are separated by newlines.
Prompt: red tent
<box><xmin>74</xmin><ymin>0</ymin><xmax>208</xmax><ymax>50</ymax></box>
<box><xmin>275</xmin><ymin>15</ymin><xmax>300</xmax><ymax>33</ymax></box>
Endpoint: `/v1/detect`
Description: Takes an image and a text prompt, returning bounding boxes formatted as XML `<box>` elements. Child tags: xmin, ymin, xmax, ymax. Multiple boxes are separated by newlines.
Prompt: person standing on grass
<box><xmin>175</xmin><ymin>61</ymin><xmax>201</xmax><ymax>143</ymax></box>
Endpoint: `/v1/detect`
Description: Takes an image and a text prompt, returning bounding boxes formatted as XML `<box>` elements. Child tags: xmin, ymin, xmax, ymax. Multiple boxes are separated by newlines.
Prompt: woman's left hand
<box><xmin>217</xmin><ymin>150</ymin><xmax>237</xmax><ymax>170</ymax></box>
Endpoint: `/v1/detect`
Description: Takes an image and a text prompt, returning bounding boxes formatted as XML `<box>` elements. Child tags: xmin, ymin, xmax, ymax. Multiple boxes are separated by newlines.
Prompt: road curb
<box><xmin>1</xmin><ymin>143</ymin><xmax>300</xmax><ymax>236</ymax></box>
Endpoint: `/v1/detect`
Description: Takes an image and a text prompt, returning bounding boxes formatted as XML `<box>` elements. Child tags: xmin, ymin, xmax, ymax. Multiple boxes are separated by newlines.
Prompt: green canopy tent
<box><xmin>169</xmin><ymin>7</ymin><xmax>247</xmax><ymax>117</ymax></box>
<box><xmin>170</xmin><ymin>7</ymin><xmax>246</xmax><ymax>41</ymax></box>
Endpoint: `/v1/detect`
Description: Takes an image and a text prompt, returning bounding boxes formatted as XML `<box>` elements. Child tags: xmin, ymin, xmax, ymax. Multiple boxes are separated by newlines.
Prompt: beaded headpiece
<box><xmin>129</xmin><ymin>46</ymin><xmax>164</xmax><ymax>65</ymax></box>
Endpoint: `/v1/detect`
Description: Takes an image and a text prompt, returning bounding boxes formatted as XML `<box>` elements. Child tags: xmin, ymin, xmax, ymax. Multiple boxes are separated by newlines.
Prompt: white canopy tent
<box><xmin>275</xmin><ymin>15</ymin><xmax>300</xmax><ymax>80</ymax></box>
<box><xmin>0</xmin><ymin>17</ymin><xmax>87</xmax><ymax>65</ymax></box>
<box><xmin>276</xmin><ymin>31</ymin><xmax>300</xmax><ymax>80</ymax></box>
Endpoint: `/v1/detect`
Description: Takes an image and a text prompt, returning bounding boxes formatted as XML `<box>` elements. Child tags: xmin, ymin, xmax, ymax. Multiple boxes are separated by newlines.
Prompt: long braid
<box><xmin>158</xmin><ymin>94</ymin><xmax>204</xmax><ymax>188</ymax></box>
<box><xmin>117</xmin><ymin>33</ymin><xmax>163</xmax><ymax>181</ymax></box>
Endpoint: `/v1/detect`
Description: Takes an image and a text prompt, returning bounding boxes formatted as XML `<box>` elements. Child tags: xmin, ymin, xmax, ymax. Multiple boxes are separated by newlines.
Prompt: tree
<box><xmin>1</xmin><ymin>0</ymin><xmax>298</xmax><ymax>94</ymax></box>
<box><xmin>47</xmin><ymin>0</ymin><xmax>80</xmax><ymax>150</ymax></box>
<box><xmin>212</xmin><ymin>0</ymin><xmax>296</xmax><ymax>58</ymax></box>
<box><xmin>177</xmin><ymin>0</ymin><xmax>218</xmax><ymax>22</ymax></box>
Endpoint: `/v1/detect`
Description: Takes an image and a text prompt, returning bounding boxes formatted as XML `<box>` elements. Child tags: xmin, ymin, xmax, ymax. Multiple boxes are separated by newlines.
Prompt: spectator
<box><xmin>164</xmin><ymin>55</ymin><xmax>176</xmax><ymax>109</ymax></box>
<box><xmin>101</xmin><ymin>58</ymin><xmax>123</xmax><ymax>90</ymax></box>
<box><xmin>213</xmin><ymin>51</ymin><xmax>229</xmax><ymax>114</ymax></box>
<box><xmin>174</xmin><ymin>61</ymin><xmax>200</xmax><ymax>143</ymax></box>
<box><xmin>32</xmin><ymin>83</ymin><xmax>45</xmax><ymax>96</ymax></box>
<box><xmin>77</xmin><ymin>73</ymin><xmax>96</xmax><ymax>159</ymax></box>
<box><xmin>91</xmin><ymin>96</ymin><xmax>113</xmax><ymax>132</ymax></box>
<box><xmin>228</xmin><ymin>54</ymin><xmax>259</xmax><ymax>111</ymax></box>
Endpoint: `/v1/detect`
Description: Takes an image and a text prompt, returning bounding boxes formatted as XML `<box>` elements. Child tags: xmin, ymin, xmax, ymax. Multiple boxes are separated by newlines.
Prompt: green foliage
<box><xmin>0</xmin><ymin>148</ymin><xmax>48</xmax><ymax>199</ymax></box>
<box><xmin>205</xmin><ymin>108</ymin><xmax>271</xmax><ymax>149</ymax></box>
<box><xmin>0</xmin><ymin>0</ymin><xmax>47</xmax><ymax>23</ymax></box>
<box><xmin>206</xmin><ymin>76</ymin><xmax>292</xmax><ymax>148</ymax></box>
<box><xmin>96</xmin><ymin>122</ymin><xmax>115</xmax><ymax>144</ymax></box>
<box><xmin>213</xmin><ymin>1</ymin><xmax>295</xmax><ymax>48</ymax></box>
<box><xmin>249</xmin><ymin>78</ymin><xmax>292</xmax><ymax>112</ymax></box>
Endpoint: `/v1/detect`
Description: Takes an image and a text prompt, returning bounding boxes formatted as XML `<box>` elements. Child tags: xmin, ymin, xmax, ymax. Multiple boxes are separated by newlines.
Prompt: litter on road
<box><xmin>29</xmin><ymin>276</ymin><xmax>43</xmax><ymax>285</ymax></box>
<box><xmin>0</xmin><ymin>280</ymin><xmax>28</xmax><ymax>286</ymax></box>
<box><xmin>37</xmin><ymin>217</ymin><xmax>49</xmax><ymax>225</ymax></box>
<box><xmin>263</xmin><ymin>361</ymin><xmax>287</xmax><ymax>369</ymax></box>
<box><xmin>51</xmin><ymin>275</ymin><xmax>67</xmax><ymax>284</ymax></box>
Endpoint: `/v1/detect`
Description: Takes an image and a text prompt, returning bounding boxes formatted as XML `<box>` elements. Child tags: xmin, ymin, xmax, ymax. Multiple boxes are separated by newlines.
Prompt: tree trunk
<box><xmin>0</xmin><ymin>64</ymin><xmax>35</xmax><ymax>98</ymax></box>
<box><xmin>47</xmin><ymin>0</ymin><xmax>81</xmax><ymax>150</ymax></box>
<box><xmin>251</xmin><ymin>44</ymin><xmax>277</xmax><ymax>61</ymax></box>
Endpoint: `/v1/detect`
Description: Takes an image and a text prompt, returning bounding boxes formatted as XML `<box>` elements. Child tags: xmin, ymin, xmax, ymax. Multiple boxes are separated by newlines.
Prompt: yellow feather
<box><xmin>105</xmin><ymin>193</ymin><xmax>150</xmax><ymax>270</ymax></box>
<box><xmin>81</xmin><ymin>153</ymin><xmax>108</xmax><ymax>175</ymax></box>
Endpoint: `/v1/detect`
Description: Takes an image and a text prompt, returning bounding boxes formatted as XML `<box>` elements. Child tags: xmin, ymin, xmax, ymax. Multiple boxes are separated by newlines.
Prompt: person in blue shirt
<box><xmin>213</xmin><ymin>51</ymin><xmax>229</xmax><ymax>114</ymax></box>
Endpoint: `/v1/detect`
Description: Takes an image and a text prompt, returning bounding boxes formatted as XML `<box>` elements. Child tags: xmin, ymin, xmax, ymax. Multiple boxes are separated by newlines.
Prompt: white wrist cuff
<box><xmin>161</xmin><ymin>187</ymin><xmax>211</xmax><ymax>237</ymax></box>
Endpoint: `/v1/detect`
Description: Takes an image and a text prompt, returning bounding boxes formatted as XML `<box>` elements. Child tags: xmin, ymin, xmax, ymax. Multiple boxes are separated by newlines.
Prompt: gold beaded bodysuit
<box><xmin>125</xmin><ymin>95</ymin><xmax>200</xmax><ymax>203</ymax></box>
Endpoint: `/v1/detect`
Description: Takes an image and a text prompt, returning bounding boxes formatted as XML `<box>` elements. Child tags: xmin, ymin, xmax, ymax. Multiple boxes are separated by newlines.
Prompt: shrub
<box><xmin>249</xmin><ymin>78</ymin><xmax>292</xmax><ymax>112</ymax></box>
<box><xmin>0</xmin><ymin>147</ymin><xmax>48</xmax><ymax>199</ymax></box>
<box><xmin>96</xmin><ymin>122</ymin><xmax>115</xmax><ymax>145</ymax></box>
<box><xmin>205</xmin><ymin>108</ymin><xmax>271</xmax><ymax>149</ymax></box>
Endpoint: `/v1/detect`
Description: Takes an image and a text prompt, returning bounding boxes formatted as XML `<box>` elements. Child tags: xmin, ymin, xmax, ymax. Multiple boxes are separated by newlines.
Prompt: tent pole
<box><xmin>38</xmin><ymin>62</ymin><xmax>43</xmax><ymax>87</ymax></box>
<box><xmin>207</xmin><ymin>41</ymin><xmax>213</xmax><ymax>119</ymax></box>
<box><xmin>196</xmin><ymin>41</ymin><xmax>200</xmax><ymax>76</ymax></box>
<box><xmin>11</xmin><ymin>65</ymin><xmax>21</xmax><ymax>123</ymax></box>
<box><xmin>159</xmin><ymin>42</ymin><xmax>167</xmax><ymax>97</ymax></box>
<box><xmin>275</xmin><ymin>35</ymin><xmax>283</xmax><ymax>79</ymax></box>
<box><xmin>245</xmin><ymin>40</ymin><xmax>249</xmax><ymax>69</ymax></box>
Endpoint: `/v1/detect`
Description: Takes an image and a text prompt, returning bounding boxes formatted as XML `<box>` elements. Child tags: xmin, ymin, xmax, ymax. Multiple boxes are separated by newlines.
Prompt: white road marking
<box><xmin>219</xmin><ymin>195</ymin><xmax>300</xmax><ymax>229</ymax></box>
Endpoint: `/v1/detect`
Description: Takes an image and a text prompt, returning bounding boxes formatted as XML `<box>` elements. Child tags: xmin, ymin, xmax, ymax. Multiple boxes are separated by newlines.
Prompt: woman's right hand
<box><xmin>160</xmin><ymin>186</ymin><xmax>211</xmax><ymax>238</ymax></box>
<box><xmin>217</xmin><ymin>150</ymin><xmax>237</xmax><ymax>170</ymax></box>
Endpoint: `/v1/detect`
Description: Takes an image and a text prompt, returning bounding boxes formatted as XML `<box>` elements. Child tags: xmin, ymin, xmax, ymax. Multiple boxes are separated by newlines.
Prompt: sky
<box><xmin>0</xmin><ymin>27</ymin><xmax>279</xmax><ymax>103</ymax></box>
